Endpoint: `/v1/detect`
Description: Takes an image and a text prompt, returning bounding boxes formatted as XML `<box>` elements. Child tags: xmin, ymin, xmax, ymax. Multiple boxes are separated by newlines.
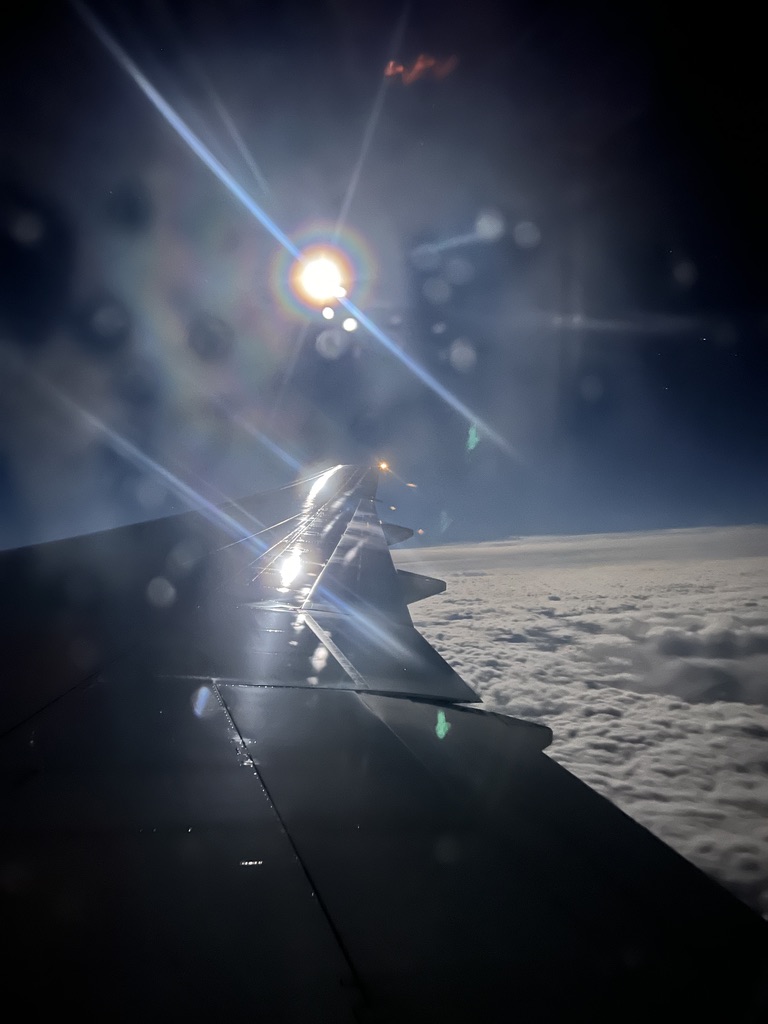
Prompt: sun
<box><xmin>290</xmin><ymin>247</ymin><xmax>352</xmax><ymax>306</ymax></box>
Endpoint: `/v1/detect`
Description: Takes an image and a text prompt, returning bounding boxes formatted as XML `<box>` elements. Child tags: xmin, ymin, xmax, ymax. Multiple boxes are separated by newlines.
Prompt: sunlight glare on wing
<box><xmin>280</xmin><ymin>549</ymin><xmax>303</xmax><ymax>587</ymax></box>
<box><xmin>306</xmin><ymin>465</ymin><xmax>343</xmax><ymax>506</ymax></box>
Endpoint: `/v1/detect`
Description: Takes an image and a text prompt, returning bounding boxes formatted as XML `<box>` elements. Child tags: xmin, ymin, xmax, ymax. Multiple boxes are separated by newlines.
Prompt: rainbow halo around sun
<box><xmin>271</xmin><ymin>222</ymin><xmax>375</xmax><ymax>319</ymax></box>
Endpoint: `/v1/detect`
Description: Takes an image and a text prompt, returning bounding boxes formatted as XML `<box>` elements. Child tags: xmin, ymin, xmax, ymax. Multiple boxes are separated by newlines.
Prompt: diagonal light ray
<box><xmin>230</xmin><ymin>414</ymin><xmax>302</xmax><ymax>471</ymax></box>
<box><xmin>334</xmin><ymin>4</ymin><xmax>410</xmax><ymax>238</ymax></box>
<box><xmin>173</xmin><ymin>362</ymin><xmax>303</xmax><ymax>472</ymax></box>
<box><xmin>267</xmin><ymin>321</ymin><xmax>311</xmax><ymax>429</ymax></box>
<box><xmin>338</xmin><ymin>299</ymin><xmax>514</xmax><ymax>453</ymax></box>
<box><xmin>73</xmin><ymin>1</ymin><xmax>514</xmax><ymax>458</ymax></box>
<box><xmin>14</xmin><ymin>350</ymin><xmax>268</xmax><ymax>552</ymax></box>
<box><xmin>73</xmin><ymin>1</ymin><xmax>297</xmax><ymax>256</ymax></box>
<box><xmin>411</xmin><ymin>232</ymin><xmax>480</xmax><ymax>259</ymax></box>
<box><xmin>210</xmin><ymin>91</ymin><xmax>271</xmax><ymax>196</ymax></box>
<box><xmin>62</xmin><ymin>403</ymin><xmax>266</xmax><ymax>551</ymax></box>
<box><xmin>333</xmin><ymin>79</ymin><xmax>388</xmax><ymax>239</ymax></box>
<box><xmin>144</xmin><ymin>0</ymin><xmax>272</xmax><ymax>196</ymax></box>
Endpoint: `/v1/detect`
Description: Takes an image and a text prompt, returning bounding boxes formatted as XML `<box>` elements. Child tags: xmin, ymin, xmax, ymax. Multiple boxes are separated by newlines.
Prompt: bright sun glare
<box><xmin>297</xmin><ymin>254</ymin><xmax>345</xmax><ymax>303</ymax></box>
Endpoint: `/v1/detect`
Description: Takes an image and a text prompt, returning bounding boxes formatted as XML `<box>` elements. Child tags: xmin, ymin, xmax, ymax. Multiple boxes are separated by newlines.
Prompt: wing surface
<box><xmin>1</xmin><ymin>464</ymin><xmax>767</xmax><ymax>1021</ymax></box>
<box><xmin>0</xmin><ymin>464</ymin><xmax>473</xmax><ymax>733</ymax></box>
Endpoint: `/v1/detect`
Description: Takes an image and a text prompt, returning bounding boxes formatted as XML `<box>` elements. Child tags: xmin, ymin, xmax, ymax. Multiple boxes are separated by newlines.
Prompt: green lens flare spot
<box><xmin>466</xmin><ymin>423</ymin><xmax>479</xmax><ymax>451</ymax></box>
<box><xmin>435</xmin><ymin>710</ymin><xmax>451</xmax><ymax>740</ymax></box>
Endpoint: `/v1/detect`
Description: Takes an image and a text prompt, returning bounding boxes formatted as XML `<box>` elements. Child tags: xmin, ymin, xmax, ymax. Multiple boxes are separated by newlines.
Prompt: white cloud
<box><xmin>396</xmin><ymin>526</ymin><xmax>768</xmax><ymax>916</ymax></box>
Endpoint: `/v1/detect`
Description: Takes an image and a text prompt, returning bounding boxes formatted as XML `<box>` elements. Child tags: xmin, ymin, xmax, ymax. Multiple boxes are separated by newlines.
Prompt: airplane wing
<box><xmin>1</xmin><ymin>464</ymin><xmax>767</xmax><ymax>1021</ymax></box>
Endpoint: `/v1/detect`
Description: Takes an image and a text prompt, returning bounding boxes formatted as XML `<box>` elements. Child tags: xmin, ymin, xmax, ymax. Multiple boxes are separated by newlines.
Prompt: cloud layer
<box><xmin>396</xmin><ymin>526</ymin><xmax>768</xmax><ymax>915</ymax></box>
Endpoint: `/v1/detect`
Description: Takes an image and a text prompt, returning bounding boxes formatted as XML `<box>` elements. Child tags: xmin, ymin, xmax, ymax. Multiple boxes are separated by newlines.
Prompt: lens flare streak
<box><xmin>22</xmin><ymin>357</ymin><xmax>265</xmax><ymax>550</ymax></box>
<box><xmin>75</xmin><ymin>2</ymin><xmax>513</xmax><ymax>457</ymax></box>
<box><xmin>73</xmin><ymin>1</ymin><xmax>299</xmax><ymax>257</ymax></box>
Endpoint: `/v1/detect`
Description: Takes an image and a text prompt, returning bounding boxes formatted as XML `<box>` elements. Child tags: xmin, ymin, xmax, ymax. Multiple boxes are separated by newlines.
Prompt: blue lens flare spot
<box><xmin>435</xmin><ymin>710</ymin><xmax>451</xmax><ymax>740</ymax></box>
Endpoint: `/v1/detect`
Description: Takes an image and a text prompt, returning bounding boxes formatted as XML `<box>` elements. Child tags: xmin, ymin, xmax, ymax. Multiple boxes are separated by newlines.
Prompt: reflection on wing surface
<box><xmin>139</xmin><ymin>464</ymin><xmax>476</xmax><ymax>701</ymax></box>
<box><xmin>1</xmin><ymin>464</ymin><xmax>767</xmax><ymax>1021</ymax></box>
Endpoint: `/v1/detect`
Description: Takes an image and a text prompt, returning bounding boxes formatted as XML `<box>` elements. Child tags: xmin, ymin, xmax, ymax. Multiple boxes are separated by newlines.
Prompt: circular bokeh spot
<box><xmin>75</xmin><ymin>292</ymin><xmax>131</xmax><ymax>355</ymax></box>
<box><xmin>188</xmin><ymin>312</ymin><xmax>235</xmax><ymax>362</ymax></box>
<box><xmin>315</xmin><ymin>328</ymin><xmax>350</xmax><ymax>360</ymax></box>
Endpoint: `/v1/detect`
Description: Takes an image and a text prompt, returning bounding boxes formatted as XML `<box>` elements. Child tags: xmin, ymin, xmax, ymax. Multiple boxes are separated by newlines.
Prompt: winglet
<box><xmin>397</xmin><ymin>569</ymin><xmax>446</xmax><ymax>604</ymax></box>
<box><xmin>381</xmin><ymin>522</ymin><xmax>414</xmax><ymax>546</ymax></box>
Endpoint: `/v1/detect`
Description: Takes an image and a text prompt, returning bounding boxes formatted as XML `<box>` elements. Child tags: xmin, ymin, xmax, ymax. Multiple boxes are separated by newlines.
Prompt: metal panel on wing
<box><xmin>0</xmin><ymin>667</ymin><xmax>359</xmax><ymax>1020</ymax></box>
<box><xmin>220</xmin><ymin>684</ymin><xmax>768</xmax><ymax>1022</ymax></box>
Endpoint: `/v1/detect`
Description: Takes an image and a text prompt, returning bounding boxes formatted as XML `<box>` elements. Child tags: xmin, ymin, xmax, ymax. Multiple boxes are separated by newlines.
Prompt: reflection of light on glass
<box><xmin>475</xmin><ymin>208</ymin><xmax>505</xmax><ymax>241</ymax></box>
<box><xmin>343</xmin><ymin>540</ymin><xmax>364</xmax><ymax>564</ymax></box>
<box><xmin>448</xmin><ymin>338</ymin><xmax>476</xmax><ymax>372</ymax></box>
<box><xmin>672</xmin><ymin>259</ymin><xmax>697</xmax><ymax>288</ymax></box>
<box><xmin>9</xmin><ymin>211</ymin><xmax>45</xmax><ymax>246</ymax></box>
<box><xmin>315</xmin><ymin>328</ymin><xmax>348</xmax><ymax>360</ymax></box>
<box><xmin>417</xmin><ymin>528</ymin><xmax>425</xmax><ymax>535</ymax></box>
<box><xmin>411</xmin><ymin>245</ymin><xmax>441</xmax><ymax>271</ymax></box>
<box><xmin>378</xmin><ymin>461</ymin><xmax>389</xmax><ymax>471</ymax></box>
<box><xmin>406</xmin><ymin>482</ymin><xmax>417</xmax><ymax>488</ymax></box>
<box><xmin>435</xmin><ymin>709</ymin><xmax>451</xmax><ymax>739</ymax></box>
<box><xmin>385</xmin><ymin>54</ymin><xmax>458</xmax><ymax>84</ymax></box>
<box><xmin>422</xmin><ymin>277</ymin><xmax>451</xmax><ymax>304</ymax></box>
<box><xmin>146</xmin><ymin>576</ymin><xmax>176</xmax><ymax>607</ymax></box>
<box><xmin>73</xmin><ymin>9</ymin><xmax>511</xmax><ymax>458</ymax></box>
<box><xmin>321</xmin><ymin>306</ymin><xmax>334</xmax><ymax>319</ymax></box>
<box><xmin>310</xmin><ymin>644</ymin><xmax>329</xmax><ymax>672</ymax></box>
<box><xmin>445</xmin><ymin>257</ymin><xmax>474</xmax><ymax>285</ymax></box>
<box><xmin>280</xmin><ymin>550</ymin><xmax>302</xmax><ymax>586</ymax></box>
<box><xmin>168</xmin><ymin>539</ymin><xmax>203</xmax><ymax>573</ymax></box>
<box><xmin>389</xmin><ymin>505</ymin><xmax>397</xmax><ymax>510</ymax></box>
<box><xmin>512</xmin><ymin>220</ymin><xmax>541</xmax><ymax>248</ymax></box>
<box><xmin>240</xmin><ymin>860</ymin><xmax>264</xmax><ymax>866</ymax></box>
<box><xmin>342</xmin><ymin>316</ymin><xmax>358</xmax><ymax>332</ymax></box>
<box><xmin>306</xmin><ymin>464</ymin><xmax>342</xmax><ymax>505</ymax></box>
<box><xmin>191</xmin><ymin>685</ymin><xmax>215</xmax><ymax>718</ymax></box>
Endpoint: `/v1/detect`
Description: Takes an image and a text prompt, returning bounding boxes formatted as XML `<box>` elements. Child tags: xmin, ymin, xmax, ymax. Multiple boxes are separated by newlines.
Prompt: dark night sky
<box><xmin>1</xmin><ymin>0</ymin><xmax>766</xmax><ymax>545</ymax></box>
